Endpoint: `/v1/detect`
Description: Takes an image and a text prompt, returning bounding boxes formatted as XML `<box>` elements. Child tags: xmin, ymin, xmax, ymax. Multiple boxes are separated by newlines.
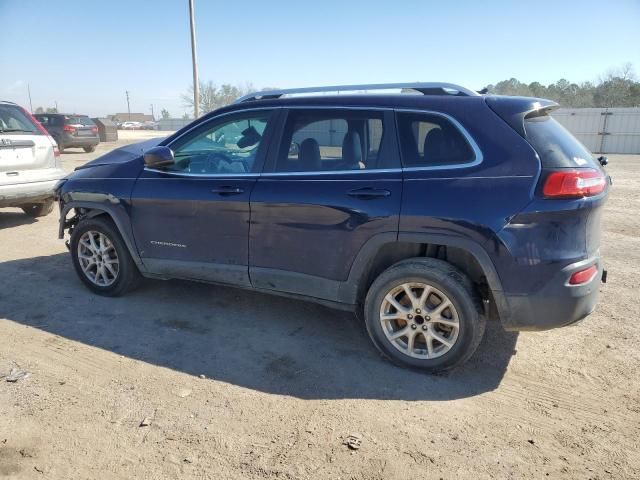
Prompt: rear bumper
<box><xmin>61</xmin><ymin>134</ymin><xmax>100</xmax><ymax>148</ymax></box>
<box><xmin>0</xmin><ymin>173</ymin><xmax>66</xmax><ymax>207</ymax></box>
<box><xmin>501</xmin><ymin>255</ymin><xmax>603</xmax><ymax>331</ymax></box>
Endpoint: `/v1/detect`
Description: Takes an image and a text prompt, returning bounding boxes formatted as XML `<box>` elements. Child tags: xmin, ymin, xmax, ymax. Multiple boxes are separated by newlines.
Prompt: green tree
<box><xmin>34</xmin><ymin>106</ymin><xmax>44</xmax><ymax>114</ymax></box>
<box><xmin>484</xmin><ymin>62</ymin><xmax>639</xmax><ymax>107</ymax></box>
<box><xmin>160</xmin><ymin>108</ymin><xmax>171</xmax><ymax>119</ymax></box>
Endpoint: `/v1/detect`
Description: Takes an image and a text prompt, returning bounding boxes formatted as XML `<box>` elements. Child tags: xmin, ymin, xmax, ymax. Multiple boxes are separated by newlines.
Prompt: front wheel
<box><xmin>70</xmin><ymin>216</ymin><xmax>140</xmax><ymax>296</ymax></box>
<box><xmin>364</xmin><ymin>258</ymin><xmax>485</xmax><ymax>372</ymax></box>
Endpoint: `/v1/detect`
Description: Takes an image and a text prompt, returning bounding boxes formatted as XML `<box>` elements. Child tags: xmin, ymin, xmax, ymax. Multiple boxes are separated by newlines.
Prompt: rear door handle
<box><xmin>347</xmin><ymin>187</ymin><xmax>391</xmax><ymax>199</ymax></box>
<box><xmin>211</xmin><ymin>186</ymin><xmax>244</xmax><ymax>195</ymax></box>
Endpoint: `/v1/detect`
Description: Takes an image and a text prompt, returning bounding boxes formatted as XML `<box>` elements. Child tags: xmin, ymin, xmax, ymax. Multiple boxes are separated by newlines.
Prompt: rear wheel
<box><xmin>54</xmin><ymin>137</ymin><xmax>64</xmax><ymax>153</ymax></box>
<box><xmin>22</xmin><ymin>199</ymin><xmax>54</xmax><ymax>217</ymax></box>
<box><xmin>364</xmin><ymin>258</ymin><xmax>485</xmax><ymax>372</ymax></box>
<box><xmin>70</xmin><ymin>216</ymin><xmax>140</xmax><ymax>296</ymax></box>
<box><xmin>83</xmin><ymin>145</ymin><xmax>96</xmax><ymax>153</ymax></box>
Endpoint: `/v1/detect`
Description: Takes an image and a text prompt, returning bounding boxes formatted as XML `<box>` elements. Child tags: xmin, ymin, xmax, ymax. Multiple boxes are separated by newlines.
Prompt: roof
<box><xmin>210</xmin><ymin>94</ymin><xmax>487</xmax><ymax>117</ymax></box>
<box><xmin>164</xmin><ymin>92</ymin><xmax>559</xmax><ymax>144</ymax></box>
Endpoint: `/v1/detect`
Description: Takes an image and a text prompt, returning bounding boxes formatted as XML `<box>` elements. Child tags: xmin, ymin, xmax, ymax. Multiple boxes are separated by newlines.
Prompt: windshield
<box><xmin>524</xmin><ymin>115</ymin><xmax>597</xmax><ymax>168</ymax></box>
<box><xmin>0</xmin><ymin>105</ymin><xmax>40</xmax><ymax>134</ymax></box>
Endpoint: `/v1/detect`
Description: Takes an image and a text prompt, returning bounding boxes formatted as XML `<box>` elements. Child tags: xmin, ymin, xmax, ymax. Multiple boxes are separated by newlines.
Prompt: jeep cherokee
<box><xmin>55</xmin><ymin>83</ymin><xmax>610</xmax><ymax>371</ymax></box>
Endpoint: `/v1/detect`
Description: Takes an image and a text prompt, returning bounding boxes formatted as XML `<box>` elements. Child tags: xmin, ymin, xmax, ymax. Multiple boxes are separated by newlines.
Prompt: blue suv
<box><xmin>55</xmin><ymin>83</ymin><xmax>609</xmax><ymax>371</ymax></box>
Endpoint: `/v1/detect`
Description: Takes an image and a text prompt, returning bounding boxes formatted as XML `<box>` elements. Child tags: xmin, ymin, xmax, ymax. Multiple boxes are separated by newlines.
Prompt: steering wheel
<box><xmin>206</xmin><ymin>151</ymin><xmax>233</xmax><ymax>173</ymax></box>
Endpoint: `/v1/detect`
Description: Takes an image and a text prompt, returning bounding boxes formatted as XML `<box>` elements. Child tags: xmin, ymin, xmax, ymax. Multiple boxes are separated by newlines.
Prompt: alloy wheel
<box><xmin>379</xmin><ymin>282</ymin><xmax>460</xmax><ymax>359</ymax></box>
<box><xmin>77</xmin><ymin>230</ymin><xmax>120</xmax><ymax>287</ymax></box>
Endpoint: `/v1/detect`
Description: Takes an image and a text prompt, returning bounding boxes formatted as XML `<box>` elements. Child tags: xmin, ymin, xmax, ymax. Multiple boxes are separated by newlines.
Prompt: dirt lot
<box><xmin>1</xmin><ymin>134</ymin><xmax>639</xmax><ymax>479</ymax></box>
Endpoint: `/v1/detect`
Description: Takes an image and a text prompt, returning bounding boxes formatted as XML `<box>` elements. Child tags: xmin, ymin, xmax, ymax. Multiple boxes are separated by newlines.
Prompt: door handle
<box><xmin>211</xmin><ymin>186</ymin><xmax>244</xmax><ymax>195</ymax></box>
<box><xmin>347</xmin><ymin>187</ymin><xmax>391</xmax><ymax>199</ymax></box>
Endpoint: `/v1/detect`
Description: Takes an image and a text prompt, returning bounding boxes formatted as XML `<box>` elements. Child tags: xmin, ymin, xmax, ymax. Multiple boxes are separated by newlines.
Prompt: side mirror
<box><xmin>143</xmin><ymin>146</ymin><xmax>174</xmax><ymax>169</ymax></box>
<box><xmin>597</xmin><ymin>155</ymin><xmax>608</xmax><ymax>167</ymax></box>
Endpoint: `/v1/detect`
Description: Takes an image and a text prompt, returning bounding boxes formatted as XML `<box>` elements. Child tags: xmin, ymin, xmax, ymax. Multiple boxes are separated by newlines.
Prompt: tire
<box><xmin>22</xmin><ymin>199</ymin><xmax>54</xmax><ymax>218</ymax></box>
<box><xmin>83</xmin><ymin>145</ymin><xmax>96</xmax><ymax>153</ymax></box>
<box><xmin>364</xmin><ymin>258</ymin><xmax>486</xmax><ymax>372</ymax></box>
<box><xmin>70</xmin><ymin>216</ymin><xmax>141</xmax><ymax>296</ymax></box>
<box><xmin>55</xmin><ymin>137</ymin><xmax>64</xmax><ymax>153</ymax></box>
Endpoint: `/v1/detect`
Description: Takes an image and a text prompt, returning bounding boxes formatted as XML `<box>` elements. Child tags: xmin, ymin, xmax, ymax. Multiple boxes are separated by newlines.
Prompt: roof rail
<box><xmin>235</xmin><ymin>82</ymin><xmax>479</xmax><ymax>103</ymax></box>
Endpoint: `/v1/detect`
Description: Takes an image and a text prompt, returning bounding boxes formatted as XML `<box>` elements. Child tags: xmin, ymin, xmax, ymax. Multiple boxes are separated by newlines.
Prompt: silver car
<box><xmin>0</xmin><ymin>101</ymin><xmax>66</xmax><ymax>217</ymax></box>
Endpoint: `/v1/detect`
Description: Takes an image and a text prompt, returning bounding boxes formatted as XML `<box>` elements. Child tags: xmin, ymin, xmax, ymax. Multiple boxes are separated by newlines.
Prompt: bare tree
<box><xmin>182</xmin><ymin>82</ymin><xmax>255</xmax><ymax>116</ymax></box>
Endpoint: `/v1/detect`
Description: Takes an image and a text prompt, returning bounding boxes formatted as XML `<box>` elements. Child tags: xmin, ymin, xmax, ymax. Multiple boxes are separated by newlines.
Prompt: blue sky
<box><xmin>1</xmin><ymin>0</ymin><xmax>639</xmax><ymax>117</ymax></box>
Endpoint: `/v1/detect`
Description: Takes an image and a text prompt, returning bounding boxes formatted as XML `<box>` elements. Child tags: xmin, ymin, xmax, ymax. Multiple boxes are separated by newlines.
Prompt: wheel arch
<box><xmin>340</xmin><ymin>232</ymin><xmax>508</xmax><ymax>321</ymax></box>
<box><xmin>59</xmin><ymin>199</ymin><xmax>145</xmax><ymax>271</ymax></box>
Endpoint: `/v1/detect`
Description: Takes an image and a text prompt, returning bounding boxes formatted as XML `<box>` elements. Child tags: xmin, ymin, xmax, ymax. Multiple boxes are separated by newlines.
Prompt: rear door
<box><xmin>249</xmin><ymin>107</ymin><xmax>402</xmax><ymax>301</ymax></box>
<box><xmin>0</xmin><ymin>104</ymin><xmax>55</xmax><ymax>183</ymax></box>
<box><xmin>130</xmin><ymin>109</ymin><xmax>277</xmax><ymax>286</ymax></box>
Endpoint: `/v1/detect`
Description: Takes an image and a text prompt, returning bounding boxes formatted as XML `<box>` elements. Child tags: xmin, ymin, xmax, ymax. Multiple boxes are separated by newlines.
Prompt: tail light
<box><xmin>91</xmin><ymin>127</ymin><xmax>98</xmax><ymax>134</ymax></box>
<box><xmin>47</xmin><ymin>135</ymin><xmax>61</xmax><ymax>157</ymax></box>
<box><xmin>20</xmin><ymin>107</ymin><xmax>50</xmax><ymax>135</ymax></box>
<box><xmin>543</xmin><ymin>169</ymin><xmax>606</xmax><ymax>199</ymax></box>
<box><xmin>569</xmin><ymin>265</ymin><xmax>598</xmax><ymax>285</ymax></box>
<box><xmin>63</xmin><ymin>124</ymin><xmax>76</xmax><ymax>133</ymax></box>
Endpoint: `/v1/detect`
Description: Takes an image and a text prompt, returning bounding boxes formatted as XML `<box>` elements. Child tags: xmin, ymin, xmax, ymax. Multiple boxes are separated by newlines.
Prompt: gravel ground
<box><xmin>0</xmin><ymin>135</ymin><xmax>638</xmax><ymax>479</ymax></box>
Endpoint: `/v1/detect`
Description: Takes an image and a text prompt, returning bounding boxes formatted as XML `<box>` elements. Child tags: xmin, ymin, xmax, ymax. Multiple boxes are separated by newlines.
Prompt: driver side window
<box><xmin>169</xmin><ymin>111</ymin><xmax>273</xmax><ymax>175</ymax></box>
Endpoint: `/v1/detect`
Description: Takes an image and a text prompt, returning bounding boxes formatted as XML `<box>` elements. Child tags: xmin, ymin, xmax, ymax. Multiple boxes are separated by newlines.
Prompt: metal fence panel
<box><xmin>553</xmin><ymin>107</ymin><xmax>640</xmax><ymax>154</ymax></box>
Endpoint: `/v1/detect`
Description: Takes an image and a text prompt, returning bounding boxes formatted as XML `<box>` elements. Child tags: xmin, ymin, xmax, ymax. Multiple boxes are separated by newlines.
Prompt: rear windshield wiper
<box><xmin>0</xmin><ymin>128</ymin><xmax>35</xmax><ymax>133</ymax></box>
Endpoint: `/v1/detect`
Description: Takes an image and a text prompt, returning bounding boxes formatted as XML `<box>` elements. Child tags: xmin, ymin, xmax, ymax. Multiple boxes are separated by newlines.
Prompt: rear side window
<box><xmin>35</xmin><ymin>115</ymin><xmax>49</xmax><ymax>125</ymax></box>
<box><xmin>524</xmin><ymin>115</ymin><xmax>597</xmax><ymax>168</ymax></box>
<box><xmin>396</xmin><ymin>112</ymin><xmax>475</xmax><ymax>167</ymax></box>
<box><xmin>275</xmin><ymin>109</ymin><xmax>388</xmax><ymax>172</ymax></box>
<box><xmin>0</xmin><ymin>105</ymin><xmax>41</xmax><ymax>135</ymax></box>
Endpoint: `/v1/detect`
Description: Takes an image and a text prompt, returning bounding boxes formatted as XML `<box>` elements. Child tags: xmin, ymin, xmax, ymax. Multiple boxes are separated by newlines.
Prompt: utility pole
<box><xmin>188</xmin><ymin>0</ymin><xmax>199</xmax><ymax>119</ymax></box>
<box><xmin>150</xmin><ymin>104</ymin><xmax>155</xmax><ymax>120</ymax></box>
<box><xmin>125</xmin><ymin>91</ymin><xmax>131</xmax><ymax>121</ymax></box>
<box><xmin>54</xmin><ymin>100</ymin><xmax>58</xmax><ymax>112</ymax></box>
<box><xmin>27</xmin><ymin>84</ymin><xmax>33</xmax><ymax>113</ymax></box>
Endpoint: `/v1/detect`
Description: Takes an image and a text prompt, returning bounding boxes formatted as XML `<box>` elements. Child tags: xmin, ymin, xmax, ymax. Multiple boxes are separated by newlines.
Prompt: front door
<box><xmin>130</xmin><ymin>109</ymin><xmax>276</xmax><ymax>286</ymax></box>
<box><xmin>249</xmin><ymin>108</ymin><xmax>402</xmax><ymax>300</ymax></box>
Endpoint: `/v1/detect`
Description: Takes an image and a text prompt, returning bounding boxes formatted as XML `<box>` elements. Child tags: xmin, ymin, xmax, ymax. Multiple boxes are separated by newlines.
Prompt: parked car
<box><xmin>34</xmin><ymin>113</ymin><xmax>99</xmax><ymax>153</ymax></box>
<box><xmin>55</xmin><ymin>83</ymin><xmax>610</xmax><ymax>371</ymax></box>
<box><xmin>119</xmin><ymin>121</ymin><xmax>141</xmax><ymax>130</ymax></box>
<box><xmin>1</xmin><ymin>101</ymin><xmax>66</xmax><ymax>217</ymax></box>
<box><xmin>139</xmin><ymin>121</ymin><xmax>157</xmax><ymax>130</ymax></box>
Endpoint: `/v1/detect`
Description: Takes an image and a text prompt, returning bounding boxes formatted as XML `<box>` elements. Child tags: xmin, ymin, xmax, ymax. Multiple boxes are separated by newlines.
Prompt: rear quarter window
<box><xmin>524</xmin><ymin>115</ymin><xmax>597</xmax><ymax>168</ymax></box>
<box><xmin>396</xmin><ymin>112</ymin><xmax>476</xmax><ymax>167</ymax></box>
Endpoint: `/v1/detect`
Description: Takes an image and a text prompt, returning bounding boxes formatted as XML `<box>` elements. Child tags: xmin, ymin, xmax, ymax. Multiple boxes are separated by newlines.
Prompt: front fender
<box><xmin>58</xmin><ymin>194</ymin><xmax>145</xmax><ymax>271</ymax></box>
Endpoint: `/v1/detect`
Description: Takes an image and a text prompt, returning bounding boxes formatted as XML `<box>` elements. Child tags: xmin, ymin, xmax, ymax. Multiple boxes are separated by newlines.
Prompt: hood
<box><xmin>75</xmin><ymin>137</ymin><xmax>166</xmax><ymax>170</ymax></box>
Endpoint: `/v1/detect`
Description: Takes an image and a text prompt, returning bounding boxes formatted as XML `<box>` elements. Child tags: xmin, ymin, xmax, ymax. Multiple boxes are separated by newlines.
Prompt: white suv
<box><xmin>0</xmin><ymin>101</ymin><xmax>66</xmax><ymax>217</ymax></box>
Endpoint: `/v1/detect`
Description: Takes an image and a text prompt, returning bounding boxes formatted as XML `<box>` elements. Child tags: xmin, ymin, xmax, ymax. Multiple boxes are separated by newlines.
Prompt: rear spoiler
<box><xmin>485</xmin><ymin>96</ymin><xmax>559</xmax><ymax>137</ymax></box>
